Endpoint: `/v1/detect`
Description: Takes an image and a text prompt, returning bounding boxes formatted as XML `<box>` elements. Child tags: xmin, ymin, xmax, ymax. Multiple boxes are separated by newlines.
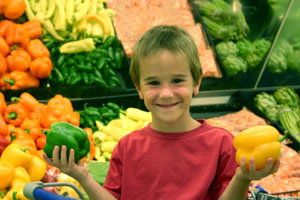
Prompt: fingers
<box><xmin>43</xmin><ymin>152</ymin><xmax>54</xmax><ymax>165</ymax></box>
<box><xmin>270</xmin><ymin>159</ymin><xmax>280</xmax><ymax>174</ymax></box>
<box><xmin>52</xmin><ymin>145</ymin><xmax>60</xmax><ymax>165</ymax></box>
<box><xmin>240</xmin><ymin>158</ymin><xmax>248</xmax><ymax>174</ymax></box>
<box><xmin>60</xmin><ymin>145</ymin><xmax>68</xmax><ymax>168</ymax></box>
<box><xmin>248</xmin><ymin>158</ymin><xmax>256</xmax><ymax>174</ymax></box>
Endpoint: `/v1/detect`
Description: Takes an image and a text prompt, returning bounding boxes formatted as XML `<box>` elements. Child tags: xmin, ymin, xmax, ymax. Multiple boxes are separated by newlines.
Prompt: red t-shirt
<box><xmin>103</xmin><ymin>120</ymin><xmax>238</xmax><ymax>200</ymax></box>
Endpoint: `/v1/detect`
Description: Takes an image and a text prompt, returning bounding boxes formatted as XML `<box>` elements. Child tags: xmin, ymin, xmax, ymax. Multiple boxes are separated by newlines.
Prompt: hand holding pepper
<box><xmin>43</xmin><ymin>145</ymin><xmax>90</xmax><ymax>182</ymax></box>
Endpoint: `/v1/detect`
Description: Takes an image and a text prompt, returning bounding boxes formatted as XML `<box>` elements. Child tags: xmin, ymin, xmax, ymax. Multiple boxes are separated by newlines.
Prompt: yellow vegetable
<box><xmin>234</xmin><ymin>125</ymin><xmax>281</xmax><ymax>170</ymax></box>
<box><xmin>102</xmin><ymin>152</ymin><xmax>112</xmax><ymax>160</ymax></box>
<box><xmin>101</xmin><ymin>141</ymin><xmax>118</xmax><ymax>153</ymax></box>
<box><xmin>59</xmin><ymin>38</ymin><xmax>95</xmax><ymax>53</ymax></box>
<box><xmin>26</xmin><ymin>155</ymin><xmax>46</xmax><ymax>181</ymax></box>
<box><xmin>126</xmin><ymin>108</ymin><xmax>152</xmax><ymax>122</ymax></box>
<box><xmin>0</xmin><ymin>161</ymin><xmax>14</xmax><ymax>190</ymax></box>
<box><xmin>1</xmin><ymin>144</ymin><xmax>31</xmax><ymax>168</ymax></box>
<box><xmin>101</xmin><ymin>125</ymin><xmax>131</xmax><ymax>140</ymax></box>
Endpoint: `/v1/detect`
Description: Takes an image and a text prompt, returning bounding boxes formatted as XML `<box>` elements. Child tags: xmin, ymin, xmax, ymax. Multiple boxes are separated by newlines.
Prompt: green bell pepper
<box><xmin>43</xmin><ymin>122</ymin><xmax>90</xmax><ymax>163</ymax></box>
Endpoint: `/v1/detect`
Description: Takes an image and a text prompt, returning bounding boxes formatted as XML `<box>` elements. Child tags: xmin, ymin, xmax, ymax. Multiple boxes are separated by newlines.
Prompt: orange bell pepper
<box><xmin>0</xmin><ymin>36</ymin><xmax>9</xmax><ymax>56</ymax></box>
<box><xmin>6</xmin><ymin>49</ymin><xmax>31</xmax><ymax>72</ymax></box>
<box><xmin>0</xmin><ymin>73</ymin><xmax>10</xmax><ymax>90</ymax></box>
<box><xmin>0</xmin><ymin>54</ymin><xmax>7</xmax><ymax>76</ymax></box>
<box><xmin>0</xmin><ymin>115</ymin><xmax>9</xmax><ymax>137</ymax></box>
<box><xmin>22</xmin><ymin>20</ymin><xmax>43</xmax><ymax>40</ymax></box>
<box><xmin>4</xmin><ymin>103</ymin><xmax>27</xmax><ymax>126</ymax></box>
<box><xmin>21</xmin><ymin>119</ymin><xmax>42</xmax><ymax>140</ymax></box>
<box><xmin>28</xmin><ymin>102</ymin><xmax>46</xmax><ymax>121</ymax></box>
<box><xmin>3</xmin><ymin>71</ymin><xmax>29</xmax><ymax>90</ymax></box>
<box><xmin>5</xmin><ymin>23</ymin><xmax>29</xmax><ymax>49</ymax></box>
<box><xmin>68</xmin><ymin>111</ymin><xmax>80</xmax><ymax>127</ymax></box>
<box><xmin>4</xmin><ymin>0</ymin><xmax>26</xmax><ymax>20</ymax></box>
<box><xmin>0</xmin><ymin>20</ymin><xmax>13</xmax><ymax>37</ymax></box>
<box><xmin>40</xmin><ymin>106</ymin><xmax>67</xmax><ymax>128</ymax></box>
<box><xmin>0</xmin><ymin>0</ymin><xmax>8</xmax><ymax>15</ymax></box>
<box><xmin>13</xmin><ymin>92</ymin><xmax>40</xmax><ymax>112</ymax></box>
<box><xmin>0</xmin><ymin>92</ymin><xmax>7</xmax><ymax>115</ymax></box>
<box><xmin>12</xmin><ymin>137</ymin><xmax>37</xmax><ymax>150</ymax></box>
<box><xmin>47</xmin><ymin>94</ymin><xmax>74</xmax><ymax>113</ymax></box>
<box><xmin>36</xmin><ymin>134</ymin><xmax>46</xmax><ymax>150</ymax></box>
<box><xmin>26</xmin><ymin>39</ymin><xmax>50</xmax><ymax>59</ymax></box>
<box><xmin>26</xmin><ymin>71</ymin><xmax>40</xmax><ymax>88</ymax></box>
<box><xmin>30</xmin><ymin>57</ymin><xmax>53</xmax><ymax>79</ymax></box>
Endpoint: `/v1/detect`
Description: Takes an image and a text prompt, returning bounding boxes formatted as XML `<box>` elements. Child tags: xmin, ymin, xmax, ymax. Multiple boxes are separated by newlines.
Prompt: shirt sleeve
<box><xmin>102</xmin><ymin>143</ymin><xmax>123</xmax><ymax>199</ymax></box>
<box><xmin>209</xmin><ymin>135</ymin><xmax>239</xmax><ymax>200</ymax></box>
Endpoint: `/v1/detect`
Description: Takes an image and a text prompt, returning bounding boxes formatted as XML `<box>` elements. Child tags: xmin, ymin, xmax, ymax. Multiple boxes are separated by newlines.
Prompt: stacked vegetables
<box><xmin>254</xmin><ymin>87</ymin><xmax>300</xmax><ymax>145</ymax></box>
<box><xmin>216</xmin><ymin>39</ymin><xmax>271</xmax><ymax>76</ymax></box>
<box><xmin>0</xmin><ymin>19</ymin><xmax>53</xmax><ymax>90</ymax></box>
<box><xmin>24</xmin><ymin>0</ymin><xmax>115</xmax><ymax>41</ymax></box>
<box><xmin>47</xmin><ymin>36</ymin><xmax>124</xmax><ymax>87</ymax></box>
<box><xmin>268</xmin><ymin>39</ymin><xmax>300</xmax><ymax>74</ymax></box>
<box><xmin>93</xmin><ymin>107</ymin><xmax>152</xmax><ymax>162</ymax></box>
<box><xmin>194</xmin><ymin>0</ymin><xmax>249</xmax><ymax>41</ymax></box>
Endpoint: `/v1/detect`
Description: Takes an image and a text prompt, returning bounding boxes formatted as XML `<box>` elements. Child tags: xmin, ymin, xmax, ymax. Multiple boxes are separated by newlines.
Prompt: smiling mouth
<box><xmin>156</xmin><ymin>102</ymin><xmax>179</xmax><ymax>107</ymax></box>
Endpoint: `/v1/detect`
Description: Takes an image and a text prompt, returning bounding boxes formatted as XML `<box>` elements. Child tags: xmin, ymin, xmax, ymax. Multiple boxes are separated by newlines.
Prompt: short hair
<box><xmin>129</xmin><ymin>25</ymin><xmax>202</xmax><ymax>88</ymax></box>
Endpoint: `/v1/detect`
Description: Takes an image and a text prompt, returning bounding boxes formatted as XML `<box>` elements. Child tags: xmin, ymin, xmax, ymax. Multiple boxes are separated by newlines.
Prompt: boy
<box><xmin>43</xmin><ymin>25</ymin><xmax>280</xmax><ymax>200</ymax></box>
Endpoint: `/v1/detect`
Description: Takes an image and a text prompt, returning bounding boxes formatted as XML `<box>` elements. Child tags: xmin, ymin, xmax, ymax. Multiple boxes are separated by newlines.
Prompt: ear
<box><xmin>193</xmin><ymin>77</ymin><xmax>202</xmax><ymax>96</ymax></box>
<box><xmin>135</xmin><ymin>85</ymin><xmax>144</xmax><ymax>99</ymax></box>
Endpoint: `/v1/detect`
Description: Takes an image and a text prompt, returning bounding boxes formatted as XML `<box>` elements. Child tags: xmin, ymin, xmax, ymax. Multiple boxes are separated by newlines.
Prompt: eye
<box><xmin>172</xmin><ymin>79</ymin><xmax>183</xmax><ymax>84</ymax></box>
<box><xmin>147</xmin><ymin>81</ymin><xmax>160</xmax><ymax>86</ymax></box>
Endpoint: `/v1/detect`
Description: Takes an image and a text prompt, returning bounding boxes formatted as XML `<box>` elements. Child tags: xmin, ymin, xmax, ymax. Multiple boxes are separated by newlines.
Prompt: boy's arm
<box><xmin>79</xmin><ymin>173</ymin><xmax>117</xmax><ymax>200</ymax></box>
<box><xmin>218</xmin><ymin>158</ymin><xmax>280</xmax><ymax>200</ymax></box>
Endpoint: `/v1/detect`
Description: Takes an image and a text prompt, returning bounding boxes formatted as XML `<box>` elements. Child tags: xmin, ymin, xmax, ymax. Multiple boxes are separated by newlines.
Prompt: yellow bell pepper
<box><xmin>26</xmin><ymin>155</ymin><xmax>46</xmax><ymax>181</ymax></box>
<box><xmin>4</xmin><ymin>187</ymin><xmax>28</xmax><ymax>200</ymax></box>
<box><xmin>0</xmin><ymin>161</ymin><xmax>14</xmax><ymax>190</ymax></box>
<box><xmin>233</xmin><ymin>125</ymin><xmax>281</xmax><ymax>170</ymax></box>
<box><xmin>11</xmin><ymin>167</ymin><xmax>31</xmax><ymax>188</ymax></box>
<box><xmin>0</xmin><ymin>144</ymin><xmax>31</xmax><ymax>168</ymax></box>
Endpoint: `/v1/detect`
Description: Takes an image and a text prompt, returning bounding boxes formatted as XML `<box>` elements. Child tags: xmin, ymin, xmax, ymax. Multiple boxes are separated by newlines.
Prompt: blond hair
<box><xmin>130</xmin><ymin>25</ymin><xmax>202</xmax><ymax>88</ymax></box>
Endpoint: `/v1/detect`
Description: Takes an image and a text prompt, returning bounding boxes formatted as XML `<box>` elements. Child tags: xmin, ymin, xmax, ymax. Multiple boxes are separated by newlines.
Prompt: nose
<box><xmin>159</xmin><ymin>84</ymin><xmax>174</xmax><ymax>99</ymax></box>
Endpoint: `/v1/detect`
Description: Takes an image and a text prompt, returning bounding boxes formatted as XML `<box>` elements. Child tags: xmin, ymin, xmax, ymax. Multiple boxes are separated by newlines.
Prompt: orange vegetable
<box><xmin>36</xmin><ymin>134</ymin><xmax>46</xmax><ymax>150</ymax></box>
<box><xmin>26</xmin><ymin>39</ymin><xmax>50</xmax><ymax>59</ymax></box>
<box><xmin>39</xmin><ymin>106</ymin><xmax>67</xmax><ymax>128</ymax></box>
<box><xmin>4</xmin><ymin>103</ymin><xmax>27</xmax><ymax>126</ymax></box>
<box><xmin>15</xmin><ymin>92</ymin><xmax>40</xmax><ymax>112</ymax></box>
<box><xmin>83</xmin><ymin>128</ymin><xmax>95</xmax><ymax>161</ymax></box>
<box><xmin>12</xmin><ymin>137</ymin><xmax>37</xmax><ymax>150</ymax></box>
<box><xmin>21</xmin><ymin>119</ymin><xmax>42</xmax><ymax>140</ymax></box>
<box><xmin>5</xmin><ymin>23</ymin><xmax>29</xmax><ymax>48</ymax></box>
<box><xmin>22</xmin><ymin>20</ymin><xmax>43</xmax><ymax>40</ymax></box>
<box><xmin>68</xmin><ymin>111</ymin><xmax>80</xmax><ymax>127</ymax></box>
<box><xmin>0</xmin><ymin>0</ymin><xmax>8</xmax><ymax>15</ymax></box>
<box><xmin>2</xmin><ymin>71</ymin><xmax>29</xmax><ymax>90</ymax></box>
<box><xmin>0</xmin><ymin>115</ymin><xmax>9</xmax><ymax>137</ymax></box>
<box><xmin>26</xmin><ymin>71</ymin><xmax>40</xmax><ymax>88</ymax></box>
<box><xmin>0</xmin><ymin>36</ymin><xmax>9</xmax><ymax>56</ymax></box>
<box><xmin>4</xmin><ymin>0</ymin><xmax>26</xmax><ymax>20</ymax></box>
<box><xmin>0</xmin><ymin>20</ymin><xmax>13</xmax><ymax>37</ymax></box>
<box><xmin>6</xmin><ymin>49</ymin><xmax>31</xmax><ymax>72</ymax></box>
<box><xmin>0</xmin><ymin>54</ymin><xmax>7</xmax><ymax>75</ymax></box>
<box><xmin>48</xmin><ymin>94</ymin><xmax>74</xmax><ymax>113</ymax></box>
<box><xmin>30</xmin><ymin>57</ymin><xmax>53</xmax><ymax>79</ymax></box>
<box><xmin>28</xmin><ymin>103</ymin><xmax>46</xmax><ymax>121</ymax></box>
<box><xmin>0</xmin><ymin>92</ymin><xmax>6</xmax><ymax>115</ymax></box>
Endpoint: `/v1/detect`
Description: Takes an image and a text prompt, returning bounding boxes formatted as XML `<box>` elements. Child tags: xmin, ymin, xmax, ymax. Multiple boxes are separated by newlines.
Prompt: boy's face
<box><xmin>137</xmin><ymin>50</ymin><xmax>201</xmax><ymax>127</ymax></box>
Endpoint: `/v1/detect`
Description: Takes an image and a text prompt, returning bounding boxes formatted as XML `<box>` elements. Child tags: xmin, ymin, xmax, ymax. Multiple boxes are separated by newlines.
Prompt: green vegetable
<box><xmin>287</xmin><ymin>50</ymin><xmax>300</xmax><ymax>70</ymax></box>
<box><xmin>254</xmin><ymin>92</ymin><xmax>279</xmax><ymax>121</ymax></box>
<box><xmin>268</xmin><ymin>52</ymin><xmax>287</xmax><ymax>73</ymax></box>
<box><xmin>237</xmin><ymin>39</ymin><xmax>255</xmax><ymax>59</ymax></box>
<box><xmin>223</xmin><ymin>55</ymin><xmax>247</xmax><ymax>76</ymax></box>
<box><xmin>87</xmin><ymin>161</ymin><xmax>109</xmax><ymax>185</ymax></box>
<box><xmin>273</xmin><ymin>87</ymin><xmax>300</xmax><ymax>109</ymax></box>
<box><xmin>43</xmin><ymin>122</ymin><xmax>90</xmax><ymax>163</ymax></box>
<box><xmin>245</xmin><ymin>53</ymin><xmax>262</xmax><ymax>68</ymax></box>
<box><xmin>276</xmin><ymin>40</ymin><xmax>294</xmax><ymax>57</ymax></box>
<box><xmin>253</xmin><ymin>39</ymin><xmax>271</xmax><ymax>58</ymax></box>
<box><xmin>60</xmin><ymin>38</ymin><xmax>95</xmax><ymax>54</ymax></box>
<box><xmin>216</xmin><ymin>41</ymin><xmax>238</xmax><ymax>59</ymax></box>
<box><xmin>278</xmin><ymin>104</ymin><xmax>300</xmax><ymax>142</ymax></box>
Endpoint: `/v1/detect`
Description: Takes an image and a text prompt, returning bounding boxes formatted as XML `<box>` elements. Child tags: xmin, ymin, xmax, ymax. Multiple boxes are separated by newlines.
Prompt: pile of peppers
<box><xmin>47</xmin><ymin>36</ymin><xmax>124</xmax><ymax>87</ymax></box>
<box><xmin>0</xmin><ymin>19</ymin><xmax>53</xmax><ymax>90</ymax></box>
